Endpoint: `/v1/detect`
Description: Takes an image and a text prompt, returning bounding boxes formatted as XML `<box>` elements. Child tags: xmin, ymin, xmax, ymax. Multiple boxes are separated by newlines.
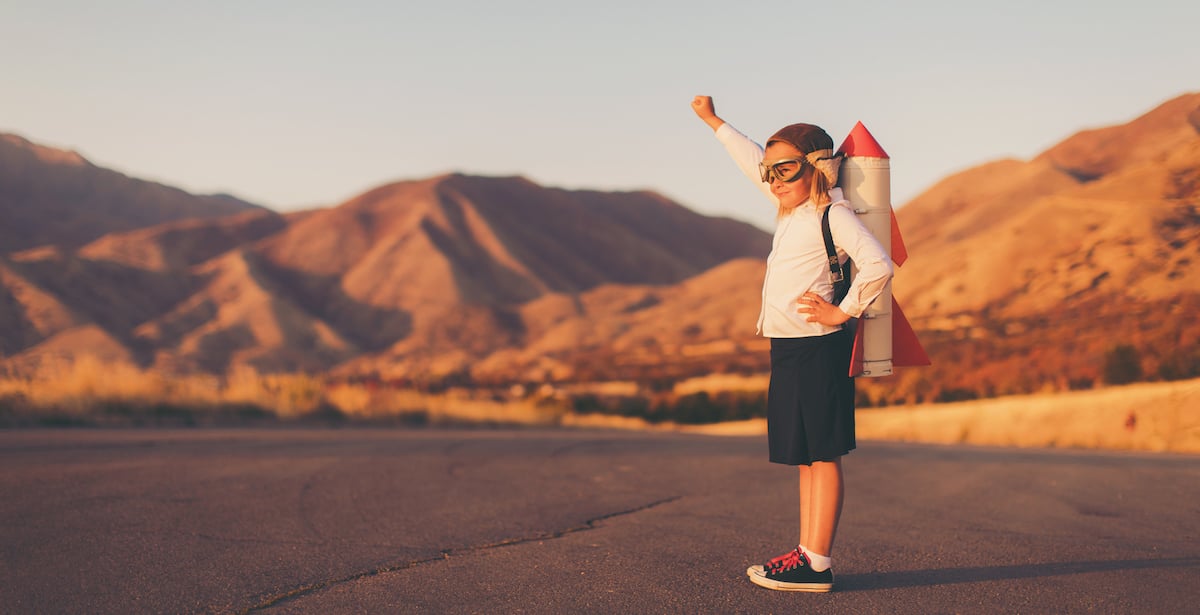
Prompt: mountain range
<box><xmin>2</xmin><ymin>91</ymin><xmax>1197</xmax><ymax>403</ymax></box>
<box><xmin>892</xmin><ymin>92</ymin><xmax>1200</xmax><ymax>399</ymax></box>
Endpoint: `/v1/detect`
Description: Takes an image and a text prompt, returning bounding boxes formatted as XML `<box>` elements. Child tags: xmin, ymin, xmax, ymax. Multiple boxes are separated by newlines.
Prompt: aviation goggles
<box><xmin>758</xmin><ymin>157</ymin><xmax>809</xmax><ymax>184</ymax></box>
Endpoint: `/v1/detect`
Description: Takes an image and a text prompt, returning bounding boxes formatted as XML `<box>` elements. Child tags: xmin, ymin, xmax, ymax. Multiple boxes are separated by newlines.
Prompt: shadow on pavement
<box><xmin>838</xmin><ymin>557</ymin><xmax>1200</xmax><ymax>591</ymax></box>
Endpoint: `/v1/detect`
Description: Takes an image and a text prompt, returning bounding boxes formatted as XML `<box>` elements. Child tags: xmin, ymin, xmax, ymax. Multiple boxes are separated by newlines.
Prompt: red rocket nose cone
<box><xmin>837</xmin><ymin>121</ymin><xmax>889</xmax><ymax>159</ymax></box>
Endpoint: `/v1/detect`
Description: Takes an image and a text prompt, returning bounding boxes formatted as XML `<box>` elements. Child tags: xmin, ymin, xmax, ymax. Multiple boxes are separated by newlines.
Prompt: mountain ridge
<box><xmin>888</xmin><ymin>91</ymin><xmax>1200</xmax><ymax>399</ymax></box>
<box><xmin>0</xmin><ymin>167</ymin><xmax>772</xmax><ymax>379</ymax></box>
<box><xmin>0</xmin><ymin>132</ymin><xmax>266</xmax><ymax>253</ymax></box>
<box><xmin>2</xmin><ymin>91</ymin><xmax>1198</xmax><ymax>403</ymax></box>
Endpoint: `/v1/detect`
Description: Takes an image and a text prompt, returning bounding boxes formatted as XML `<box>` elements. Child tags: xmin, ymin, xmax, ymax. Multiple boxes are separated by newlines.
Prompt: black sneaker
<box><xmin>748</xmin><ymin>550</ymin><xmax>834</xmax><ymax>592</ymax></box>
<box><xmin>745</xmin><ymin>547</ymin><xmax>804</xmax><ymax>578</ymax></box>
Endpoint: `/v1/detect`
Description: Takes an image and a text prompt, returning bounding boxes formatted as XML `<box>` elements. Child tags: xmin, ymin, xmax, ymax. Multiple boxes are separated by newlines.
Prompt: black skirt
<box><xmin>766</xmin><ymin>330</ymin><xmax>856</xmax><ymax>465</ymax></box>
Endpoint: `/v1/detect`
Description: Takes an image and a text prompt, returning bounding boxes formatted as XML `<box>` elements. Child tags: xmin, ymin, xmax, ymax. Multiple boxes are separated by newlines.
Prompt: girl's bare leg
<box><xmin>805</xmin><ymin>458</ymin><xmax>844</xmax><ymax>558</ymax></box>
<box><xmin>798</xmin><ymin>464</ymin><xmax>812</xmax><ymax>549</ymax></box>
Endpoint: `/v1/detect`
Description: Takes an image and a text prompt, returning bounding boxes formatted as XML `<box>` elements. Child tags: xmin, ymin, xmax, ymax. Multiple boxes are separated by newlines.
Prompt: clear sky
<box><xmin>3</xmin><ymin>1</ymin><xmax>1197</xmax><ymax>231</ymax></box>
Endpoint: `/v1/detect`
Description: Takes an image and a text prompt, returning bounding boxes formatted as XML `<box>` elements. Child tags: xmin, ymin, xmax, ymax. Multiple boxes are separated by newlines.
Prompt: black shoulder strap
<box><xmin>822</xmin><ymin>205</ymin><xmax>850</xmax><ymax>305</ymax></box>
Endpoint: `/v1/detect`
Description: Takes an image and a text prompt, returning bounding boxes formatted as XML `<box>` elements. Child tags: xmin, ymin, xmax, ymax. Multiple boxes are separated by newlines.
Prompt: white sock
<box><xmin>806</xmin><ymin>551</ymin><xmax>832</xmax><ymax>572</ymax></box>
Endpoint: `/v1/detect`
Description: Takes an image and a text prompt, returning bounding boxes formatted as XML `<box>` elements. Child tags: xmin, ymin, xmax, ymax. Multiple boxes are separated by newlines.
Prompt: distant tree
<box><xmin>673</xmin><ymin>392</ymin><xmax>719</xmax><ymax>424</ymax></box>
<box><xmin>615</xmin><ymin>396</ymin><xmax>649</xmax><ymax>418</ymax></box>
<box><xmin>934</xmin><ymin>388</ymin><xmax>978</xmax><ymax>403</ymax></box>
<box><xmin>644</xmin><ymin>377</ymin><xmax>676</xmax><ymax>393</ymax></box>
<box><xmin>855</xmin><ymin>389</ymin><xmax>874</xmax><ymax>408</ymax></box>
<box><xmin>1067</xmin><ymin>376</ymin><xmax>1095</xmax><ymax>391</ymax></box>
<box><xmin>731</xmin><ymin>393</ymin><xmax>766</xmax><ymax>420</ymax></box>
<box><xmin>1157</xmin><ymin>348</ymin><xmax>1200</xmax><ymax>381</ymax></box>
<box><xmin>572</xmin><ymin>394</ymin><xmax>603</xmax><ymax>414</ymax></box>
<box><xmin>1103</xmin><ymin>345</ymin><xmax>1143</xmax><ymax>385</ymax></box>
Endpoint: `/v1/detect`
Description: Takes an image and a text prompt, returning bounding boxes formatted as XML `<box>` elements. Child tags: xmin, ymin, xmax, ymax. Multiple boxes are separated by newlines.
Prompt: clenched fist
<box><xmin>691</xmin><ymin>95</ymin><xmax>724</xmax><ymax>131</ymax></box>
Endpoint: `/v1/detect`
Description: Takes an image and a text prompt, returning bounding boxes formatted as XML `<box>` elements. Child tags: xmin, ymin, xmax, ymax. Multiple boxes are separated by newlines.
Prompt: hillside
<box><xmin>887</xmin><ymin>92</ymin><xmax>1200</xmax><ymax>402</ymax></box>
<box><xmin>0</xmin><ymin>133</ymin><xmax>264</xmax><ymax>253</ymax></box>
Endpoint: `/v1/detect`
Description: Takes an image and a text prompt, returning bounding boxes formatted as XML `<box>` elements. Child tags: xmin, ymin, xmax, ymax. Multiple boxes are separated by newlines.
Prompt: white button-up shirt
<box><xmin>716</xmin><ymin>123</ymin><xmax>894</xmax><ymax>338</ymax></box>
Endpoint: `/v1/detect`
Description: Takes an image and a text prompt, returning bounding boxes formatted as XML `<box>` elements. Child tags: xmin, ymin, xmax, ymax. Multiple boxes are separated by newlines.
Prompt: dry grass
<box><xmin>683</xmin><ymin>378</ymin><xmax>1200</xmax><ymax>454</ymax></box>
<box><xmin>853</xmin><ymin>378</ymin><xmax>1200</xmax><ymax>453</ymax></box>
<box><xmin>323</xmin><ymin>384</ymin><xmax>563</xmax><ymax>426</ymax></box>
<box><xmin>0</xmin><ymin>357</ymin><xmax>564</xmax><ymax>427</ymax></box>
<box><xmin>1</xmin><ymin>357</ymin><xmax>1196</xmax><ymax>454</ymax></box>
<box><xmin>0</xmin><ymin>358</ymin><xmax>321</xmax><ymax>423</ymax></box>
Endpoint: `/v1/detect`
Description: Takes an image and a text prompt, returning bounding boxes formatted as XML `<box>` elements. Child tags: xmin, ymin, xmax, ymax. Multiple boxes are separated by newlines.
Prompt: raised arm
<box><xmin>691</xmin><ymin>95</ymin><xmax>725</xmax><ymax>132</ymax></box>
<box><xmin>693</xmin><ymin>95</ymin><xmax>777</xmax><ymax>205</ymax></box>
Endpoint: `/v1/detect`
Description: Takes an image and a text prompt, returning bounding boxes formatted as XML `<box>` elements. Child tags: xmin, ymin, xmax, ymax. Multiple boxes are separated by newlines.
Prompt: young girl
<box><xmin>690</xmin><ymin>95</ymin><xmax>893</xmax><ymax>592</ymax></box>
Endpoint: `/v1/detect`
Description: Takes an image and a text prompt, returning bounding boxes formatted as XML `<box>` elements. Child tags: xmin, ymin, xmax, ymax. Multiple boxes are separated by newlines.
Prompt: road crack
<box><xmin>237</xmin><ymin>495</ymin><xmax>682</xmax><ymax>613</ymax></box>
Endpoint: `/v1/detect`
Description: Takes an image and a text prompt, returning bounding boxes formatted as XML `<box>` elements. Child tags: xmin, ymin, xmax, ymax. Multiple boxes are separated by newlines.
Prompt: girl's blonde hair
<box><xmin>809</xmin><ymin>164</ymin><xmax>835</xmax><ymax>207</ymax></box>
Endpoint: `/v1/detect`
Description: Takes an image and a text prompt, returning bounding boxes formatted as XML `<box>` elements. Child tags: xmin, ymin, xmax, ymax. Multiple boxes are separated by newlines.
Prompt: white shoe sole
<box><xmin>747</xmin><ymin>572</ymin><xmax>834</xmax><ymax>592</ymax></box>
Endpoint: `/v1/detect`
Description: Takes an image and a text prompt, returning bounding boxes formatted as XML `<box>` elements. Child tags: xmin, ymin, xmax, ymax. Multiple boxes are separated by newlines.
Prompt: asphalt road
<box><xmin>1</xmin><ymin>428</ymin><xmax>1197</xmax><ymax>614</ymax></box>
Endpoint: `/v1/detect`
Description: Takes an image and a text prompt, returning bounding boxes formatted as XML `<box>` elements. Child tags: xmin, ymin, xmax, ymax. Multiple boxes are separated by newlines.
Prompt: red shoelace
<box><xmin>764</xmin><ymin>547</ymin><xmax>806</xmax><ymax>572</ymax></box>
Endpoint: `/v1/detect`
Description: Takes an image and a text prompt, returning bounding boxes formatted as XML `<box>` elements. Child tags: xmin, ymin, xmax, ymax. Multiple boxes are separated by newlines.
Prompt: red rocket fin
<box><xmin>847</xmin><ymin>297</ymin><xmax>929</xmax><ymax>377</ymax></box>
<box><xmin>892</xmin><ymin>297</ymin><xmax>931</xmax><ymax>367</ymax></box>
<box><xmin>849</xmin><ymin>320</ymin><xmax>865</xmax><ymax>377</ymax></box>
<box><xmin>837</xmin><ymin>121</ymin><xmax>890</xmax><ymax>159</ymax></box>
<box><xmin>891</xmin><ymin>208</ymin><xmax>908</xmax><ymax>267</ymax></box>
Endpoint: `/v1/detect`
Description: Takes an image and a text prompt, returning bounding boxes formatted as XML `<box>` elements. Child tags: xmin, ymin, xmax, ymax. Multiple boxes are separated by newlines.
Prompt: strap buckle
<box><xmin>828</xmin><ymin>255</ymin><xmax>844</xmax><ymax>283</ymax></box>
